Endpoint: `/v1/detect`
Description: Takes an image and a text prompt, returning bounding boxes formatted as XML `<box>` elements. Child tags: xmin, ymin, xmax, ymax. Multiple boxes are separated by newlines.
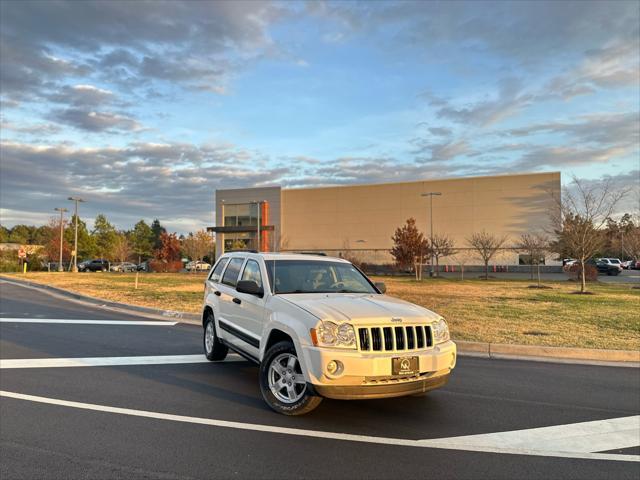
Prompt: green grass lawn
<box><xmin>5</xmin><ymin>272</ymin><xmax>639</xmax><ymax>350</ymax></box>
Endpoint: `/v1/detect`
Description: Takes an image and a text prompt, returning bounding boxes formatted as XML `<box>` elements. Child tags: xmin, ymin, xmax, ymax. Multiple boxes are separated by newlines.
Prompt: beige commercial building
<box><xmin>212</xmin><ymin>171</ymin><xmax>561</xmax><ymax>267</ymax></box>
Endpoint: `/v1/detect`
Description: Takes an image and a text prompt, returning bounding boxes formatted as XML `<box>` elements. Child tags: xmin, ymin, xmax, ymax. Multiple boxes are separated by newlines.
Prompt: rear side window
<box><xmin>221</xmin><ymin>258</ymin><xmax>244</xmax><ymax>287</ymax></box>
<box><xmin>209</xmin><ymin>258</ymin><xmax>229</xmax><ymax>282</ymax></box>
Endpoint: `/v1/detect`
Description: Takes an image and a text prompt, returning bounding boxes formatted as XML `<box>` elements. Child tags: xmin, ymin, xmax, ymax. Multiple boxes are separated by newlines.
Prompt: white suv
<box><xmin>201</xmin><ymin>252</ymin><xmax>456</xmax><ymax>415</ymax></box>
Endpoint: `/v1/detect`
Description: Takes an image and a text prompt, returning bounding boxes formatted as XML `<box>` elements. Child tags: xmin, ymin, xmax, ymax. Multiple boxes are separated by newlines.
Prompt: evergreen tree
<box><xmin>64</xmin><ymin>215</ymin><xmax>97</xmax><ymax>260</ymax></box>
<box><xmin>8</xmin><ymin>225</ymin><xmax>32</xmax><ymax>244</ymax></box>
<box><xmin>130</xmin><ymin>220</ymin><xmax>154</xmax><ymax>263</ymax></box>
<box><xmin>0</xmin><ymin>225</ymin><xmax>9</xmax><ymax>243</ymax></box>
<box><xmin>151</xmin><ymin>219</ymin><xmax>166</xmax><ymax>250</ymax></box>
<box><xmin>92</xmin><ymin>214</ymin><xmax>118</xmax><ymax>259</ymax></box>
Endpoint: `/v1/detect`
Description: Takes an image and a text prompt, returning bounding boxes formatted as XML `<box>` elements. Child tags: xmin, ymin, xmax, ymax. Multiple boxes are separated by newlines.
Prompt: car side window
<box><xmin>240</xmin><ymin>260</ymin><xmax>263</xmax><ymax>289</ymax></box>
<box><xmin>209</xmin><ymin>258</ymin><xmax>229</xmax><ymax>282</ymax></box>
<box><xmin>221</xmin><ymin>258</ymin><xmax>244</xmax><ymax>287</ymax></box>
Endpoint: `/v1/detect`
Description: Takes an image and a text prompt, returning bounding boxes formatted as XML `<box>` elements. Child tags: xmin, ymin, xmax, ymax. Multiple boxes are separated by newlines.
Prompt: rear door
<box><xmin>216</xmin><ymin>257</ymin><xmax>248</xmax><ymax>351</ymax></box>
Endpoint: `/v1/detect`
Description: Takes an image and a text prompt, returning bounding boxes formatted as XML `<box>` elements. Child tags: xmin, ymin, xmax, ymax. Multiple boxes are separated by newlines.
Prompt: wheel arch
<box><xmin>202</xmin><ymin>306</ymin><xmax>213</xmax><ymax>327</ymax></box>
<box><xmin>264</xmin><ymin>328</ymin><xmax>294</xmax><ymax>352</ymax></box>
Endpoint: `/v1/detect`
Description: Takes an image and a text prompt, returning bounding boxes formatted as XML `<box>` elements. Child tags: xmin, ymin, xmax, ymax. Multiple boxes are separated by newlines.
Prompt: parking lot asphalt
<box><xmin>1</xmin><ymin>280</ymin><xmax>639</xmax><ymax>479</ymax></box>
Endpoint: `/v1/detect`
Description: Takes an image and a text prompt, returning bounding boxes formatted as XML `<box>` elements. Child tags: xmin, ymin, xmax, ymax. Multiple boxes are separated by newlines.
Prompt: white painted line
<box><xmin>427</xmin><ymin>415</ymin><xmax>640</xmax><ymax>454</ymax></box>
<box><xmin>0</xmin><ymin>354</ymin><xmax>244</xmax><ymax>369</ymax></box>
<box><xmin>0</xmin><ymin>318</ymin><xmax>177</xmax><ymax>325</ymax></box>
<box><xmin>0</xmin><ymin>390</ymin><xmax>637</xmax><ymax>462</ymax></box>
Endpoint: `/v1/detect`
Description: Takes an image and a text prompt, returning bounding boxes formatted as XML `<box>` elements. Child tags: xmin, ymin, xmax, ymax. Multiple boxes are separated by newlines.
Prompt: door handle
<box><xmin>214</xmin><ymin>291</ymin><xmax>221</xmax><ymax>296</ymax></box>
<box><xmin>232</xmin><ymin>297</ymin><xmax>242</xmax><ymax>305</ymax></box>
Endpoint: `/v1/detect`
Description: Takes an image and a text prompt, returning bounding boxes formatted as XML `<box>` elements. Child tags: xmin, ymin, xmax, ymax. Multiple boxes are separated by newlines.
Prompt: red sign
<box><xmin>18</xmin><ymin>247</ymin><xmax>26</xmax><ymax>259</ymax></box>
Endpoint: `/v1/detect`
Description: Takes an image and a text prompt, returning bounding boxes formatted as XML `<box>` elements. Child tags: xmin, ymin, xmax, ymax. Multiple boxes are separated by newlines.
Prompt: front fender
<box><xmin>262</xmin><ymin>313</ymin><xmax>316</xmax><ymax>382</ymax></box>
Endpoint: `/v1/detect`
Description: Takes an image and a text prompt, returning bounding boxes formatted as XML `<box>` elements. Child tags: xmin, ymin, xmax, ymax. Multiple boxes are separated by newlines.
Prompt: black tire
<box><xmin>203</xmin><ymin>311</ymin><xmax>228</xmax><ymax>361</ymax></box>
<box><xmin>259</xmin><ymin>341</ymin><xmax>322</xmax><ymax>416</ymax></box>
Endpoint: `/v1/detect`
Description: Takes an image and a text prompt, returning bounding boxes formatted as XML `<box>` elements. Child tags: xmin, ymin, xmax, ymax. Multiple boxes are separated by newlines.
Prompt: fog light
<box><xmin>327</xmin><ymin>360</ymin><xmax>339</xmax><ymax>375</ymax></box>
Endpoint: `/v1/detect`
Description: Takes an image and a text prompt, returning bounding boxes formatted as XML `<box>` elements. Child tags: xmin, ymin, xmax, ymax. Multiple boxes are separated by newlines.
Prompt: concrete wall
<box><xmin>280</xmin><ymin>172</ymin><xmax>561</xmax><ymax>265</ymax></box>
<box><xmin>214</xmin><ymin>186</ymin><xmax>281</xmax><ymax>258</ymax></box>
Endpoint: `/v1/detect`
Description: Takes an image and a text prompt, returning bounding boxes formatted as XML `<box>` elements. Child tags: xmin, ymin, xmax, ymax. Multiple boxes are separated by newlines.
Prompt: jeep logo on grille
<box><xmin>391</xmin><ymin>317</ymin><xmax>402</xmax><ymax>323</ymax></box>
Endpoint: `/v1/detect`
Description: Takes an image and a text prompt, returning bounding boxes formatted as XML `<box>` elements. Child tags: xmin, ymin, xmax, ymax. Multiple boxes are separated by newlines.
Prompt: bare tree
<box><xmin>182</xmin><ymin>230</ymin><xmax>214</xmax><ymax>262</ymax></box>
<box><xmin>550</xmin><ymin>177</ymin><xmax>627</xmax><ymax>293</ymax></box>
<box><xmin>451</xmin><ymin>249</ymin><xmax>473</xmax><ymax>281</ymax></box>
<box><xmin>112</xmin><ymin>233</ymin><xmax>131</xmax><ymax>263</ymax></box>
<box><xmin>622</xmin><ymin>226</ymin><xmax>640</xmax><ymax>261</ymax></box>
<box><xmin>467</xmin><ymin>231</ymin><xmax>508</xmax><ymax>280</ymax></box>
<box><xmin>516</xmin><ymin>233</ymin><xmax>549</xmax><ymax>287</ymax></box>
<box><xmin>430</xmin><ymin>233</ymin><xmax>456</xmax><ymax>277</ymax></box>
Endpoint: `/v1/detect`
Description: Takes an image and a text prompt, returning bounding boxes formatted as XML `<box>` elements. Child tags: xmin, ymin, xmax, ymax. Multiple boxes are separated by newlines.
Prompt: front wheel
<box><xmin>203</xmin><ymin>312</ymin><xmax>228</xmax><ymax>361</ymax></box>
<box><xmin>259</xmin><ymin>341</ymin><xmax>322</xmax><ymax>415</ymax></box>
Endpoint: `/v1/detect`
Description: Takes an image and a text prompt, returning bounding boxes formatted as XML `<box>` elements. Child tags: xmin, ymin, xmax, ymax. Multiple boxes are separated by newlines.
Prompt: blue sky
<box><xmin>1</xmin><ymin>0</ymin><xmax>638</xmax><ymax>233</ymax></box>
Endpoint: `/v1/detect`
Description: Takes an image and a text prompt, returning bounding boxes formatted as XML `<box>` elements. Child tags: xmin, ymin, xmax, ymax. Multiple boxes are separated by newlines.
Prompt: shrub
<box><xmin>565</xmin><ymin>263</ymin><xmax>598</xmax><ymax>282</ymax></box>
<box><xmin>0</xmin><ymin>250</ymin><xmax>19</xmax><ymax>272</ymax></box>
<box><xmin>149</xmin><ymin>259</ymin><xmax>183</xmax><ymax>273</ymax></box>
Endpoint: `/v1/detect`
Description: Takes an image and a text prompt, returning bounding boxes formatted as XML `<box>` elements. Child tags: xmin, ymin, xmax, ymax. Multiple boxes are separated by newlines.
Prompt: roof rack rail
<box><xmin>297</xmin><ymin>251</ymin><xmax>327</xmax><ymax>256</ymax></box>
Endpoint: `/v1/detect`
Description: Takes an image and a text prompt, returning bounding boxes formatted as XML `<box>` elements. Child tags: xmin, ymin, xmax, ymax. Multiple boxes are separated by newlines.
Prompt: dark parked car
<box><xmin>590</xmin><ymin>259</ymin><xmax>622</xmax><ymax>276</ymax></box>
<box><xmin>137</xmin><ymin>261</ymin><xmax>150</xmax><ymax>272</ymax></box>
<box><xmin>78</xmin><ymin>259</ymin><xmax>110</xmax><ymax>272</ymax></box>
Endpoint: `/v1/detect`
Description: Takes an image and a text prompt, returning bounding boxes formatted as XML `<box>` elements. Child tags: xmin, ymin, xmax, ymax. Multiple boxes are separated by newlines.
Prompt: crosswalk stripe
<box><xmin>0</xmin><ymin>318</ymin><xmax>177</xmax><ymax>325</ymax></box>
<box><xmin>0</xmin><ymin>354</ymin><xmax>244</xmax><ymax>369</ymax></box>
<box><xmin>0</xmin><ymin>390</ymin><xmax>637</xmax><ymax>462</ymax></box>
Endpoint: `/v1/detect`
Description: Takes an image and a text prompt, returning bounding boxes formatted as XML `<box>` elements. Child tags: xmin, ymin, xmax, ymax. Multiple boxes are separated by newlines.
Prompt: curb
<box><xmin>454</xmin><ymin>340</ymin><xmax>640</xmax><ymax>367</ymax></box>
<box><xmin>1</xmin><ymin>276</ymin><xmax>637</xmax><ymax>367</ymax></box>
<box><xmin>0</xmin><ymin>276</ymin><xmax>201</xmax><ymax>324</ymax></box>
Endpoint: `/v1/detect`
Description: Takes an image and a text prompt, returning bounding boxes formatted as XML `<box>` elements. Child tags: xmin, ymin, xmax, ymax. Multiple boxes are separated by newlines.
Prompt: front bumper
<box><xmin>302</xmin><ymin>340</ymin><xmax>456</xmax><ymax>400</ymax></box>
<box><xmin>314</xmin><ymin>372</ymin><xmax>450</xmax><ymax>399</ymax></box>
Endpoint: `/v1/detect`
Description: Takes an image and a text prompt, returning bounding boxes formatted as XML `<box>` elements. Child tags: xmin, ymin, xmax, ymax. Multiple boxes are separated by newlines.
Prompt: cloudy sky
<box><xmin>1</xmin><ymin>0</ymin><xmax>638</xmax><ymax>233</ymax></box>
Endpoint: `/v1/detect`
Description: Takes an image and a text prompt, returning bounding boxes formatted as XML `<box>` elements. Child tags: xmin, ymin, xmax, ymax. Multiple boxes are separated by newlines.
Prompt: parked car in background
<box><xmin>137</xmin><ymin>261</ymin><xmax>150</xmax><ymax>272</ymax></box>
<box><xmin>78</xmin><ymin>259</ymin><xmax>110</xmax><ymax>272</ymax></box>
<box><xmin>186</xmin><ymin>260</ymin><xmax>211</xmax><ymax>272</ymax></box>
<box><xmin>562</xmin><ymin>258</ymin><xmax>577</xmax><ymax>267</ymax></box>
<box><xmin>621</xmin><ymin>260</ymin><xmax>634</xmax><ymax>269</ymax></box>
<box><xmin>110</xmin><ymin>262</ymin><xmax>138</xmax><ymax>273</ymax></box>
<box><xmin>593</xmin><ymin>258</ymin><xmax>622</xmax><ymax>276</ymax></box>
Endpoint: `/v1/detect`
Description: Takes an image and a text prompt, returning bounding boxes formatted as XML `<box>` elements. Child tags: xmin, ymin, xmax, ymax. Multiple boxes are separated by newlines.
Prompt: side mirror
<box><xmin>236</xmin><ymin>280</ymin><xmax>264</xmax><ymax>297</ymax></box>
<box><xmin>374</xmin><ymin>282</ymin><xmax>386</xmax><ymax>294</ymax></box>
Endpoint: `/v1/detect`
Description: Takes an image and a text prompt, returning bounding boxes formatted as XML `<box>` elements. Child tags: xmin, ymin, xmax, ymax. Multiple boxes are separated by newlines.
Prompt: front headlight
<box><xmin>311</xmin><ymin>321</ymin><xmax>356</xmax><ymax>349</ymax></box>
<box><xmin>432</xmin><ymin>318</ymin><xmax>450</xmax><ymax>344</ymax></box>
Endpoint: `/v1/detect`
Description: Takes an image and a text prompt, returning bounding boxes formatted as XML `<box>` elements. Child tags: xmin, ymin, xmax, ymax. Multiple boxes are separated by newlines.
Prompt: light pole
<box><xmin>54</xmin><ymin>207</ymin><xmax>68</xmax><ymax>272</ymax></box>
<box><xmin>421</xmin><ymin>192</ymin><xmax>442</xmax><ymax>277</ymax></box>
<box><xmin>68</xmin><ymin>197</ymin><xmax>85</xmax><ymax>272</ymax></box>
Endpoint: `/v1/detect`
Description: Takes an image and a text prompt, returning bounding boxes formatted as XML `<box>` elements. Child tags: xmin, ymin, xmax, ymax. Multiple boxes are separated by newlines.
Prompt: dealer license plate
<box><xmin>392</xmin><ymin>356</ymin><xmax>419</xmax><ymax>376</ymax></box>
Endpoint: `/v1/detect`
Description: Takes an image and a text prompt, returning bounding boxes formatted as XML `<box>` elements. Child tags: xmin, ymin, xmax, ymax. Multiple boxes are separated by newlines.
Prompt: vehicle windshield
<box><xmin>265</xmin><ymin>260</ymin><xmax>377</xmax><ymax>294</ymax></box>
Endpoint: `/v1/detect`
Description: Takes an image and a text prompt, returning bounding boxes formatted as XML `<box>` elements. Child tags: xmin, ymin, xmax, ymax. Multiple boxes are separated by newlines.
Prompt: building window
<box><xmin>223</xmin><ymin>203</ymin><xmax>259</xmax><ymax>228</ymax></box>
<box><xmin>224</xmin><ymin>232</ymin><xmax>256</xmax><ymax>251</ymax></box>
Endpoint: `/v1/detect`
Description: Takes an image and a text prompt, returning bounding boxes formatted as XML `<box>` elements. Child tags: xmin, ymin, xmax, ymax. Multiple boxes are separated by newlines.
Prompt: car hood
<box><xmin>279</xmin><ymin>293</ymin><xmax>441</xmax><ymax>324</ymax></box>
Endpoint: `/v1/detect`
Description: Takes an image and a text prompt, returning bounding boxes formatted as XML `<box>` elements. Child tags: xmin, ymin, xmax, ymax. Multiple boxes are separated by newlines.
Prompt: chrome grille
<box><xmin>358</xmin><ymin>325</ymin><xmax>433</xmax><ymax>352</ymax></box>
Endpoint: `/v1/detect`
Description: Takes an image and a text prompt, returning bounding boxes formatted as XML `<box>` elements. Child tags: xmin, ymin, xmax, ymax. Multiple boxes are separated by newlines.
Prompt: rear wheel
<box><xmin>203</xmin><ymin>311</ymin><xmax>228</xmax><ymax>361</ymax></box>
<box><xmin>259</xmin><ymin>341</ymin><xmax>322</xmax><ymax>415</ymax></box>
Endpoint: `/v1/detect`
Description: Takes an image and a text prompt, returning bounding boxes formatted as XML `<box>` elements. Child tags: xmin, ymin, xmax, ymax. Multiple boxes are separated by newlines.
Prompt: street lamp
<box><xmin>68</xmin><ymin>197</ymin><xmax>85</xmax><ymax>272</ymax></box>
<box><xmin>420</xmin><ymin>192</ymin><xmax>442</xmax><ymax>277</ymax></box>
<box><xmin>54</xmin><ymin>207</ymin><xmax>68</xmax><ymax>272</ymax></box>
